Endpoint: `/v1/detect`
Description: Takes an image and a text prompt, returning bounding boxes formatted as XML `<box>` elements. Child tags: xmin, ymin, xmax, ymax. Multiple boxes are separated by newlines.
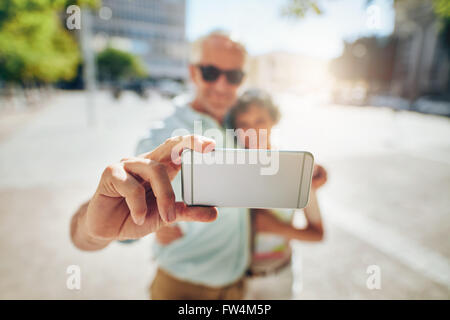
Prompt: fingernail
<box><xmin>199</xmin><ymin>136</ymin><xmax>214</xmax><ymax>144</ymax></box>
<box><xmin>135</xmin><ymin>213</ymin><xmax>145</xmax><ymax>225</ymax></box>
<box><xmin>168</xmin><ymin>206</ymin><xmax>176</xmax><ymax>223</ymax></box>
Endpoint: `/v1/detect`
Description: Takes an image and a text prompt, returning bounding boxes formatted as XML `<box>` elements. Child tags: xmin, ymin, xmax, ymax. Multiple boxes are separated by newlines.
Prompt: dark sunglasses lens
<box><xmin>200</xmin><ymin>65</ymin><xmax>220</xmax><ymax>82</ymax></box>
<box><xmin>225</xmin><ymin>70</ymin><xmax>244</xmax><ymax>84</ymax></box>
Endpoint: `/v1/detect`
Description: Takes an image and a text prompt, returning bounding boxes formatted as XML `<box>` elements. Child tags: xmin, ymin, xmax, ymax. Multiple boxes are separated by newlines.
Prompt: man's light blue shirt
<box><xmin>135</xmin><ymin>101</ymin><xmax>251</xmax><ymax>287</ymax></box>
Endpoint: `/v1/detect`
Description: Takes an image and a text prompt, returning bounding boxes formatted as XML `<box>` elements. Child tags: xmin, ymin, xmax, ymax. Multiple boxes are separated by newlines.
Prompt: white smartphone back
<box><xmin>181</xmin><ymin>149</ymin><xmax>314</xmax><ymax>209</ymax></box>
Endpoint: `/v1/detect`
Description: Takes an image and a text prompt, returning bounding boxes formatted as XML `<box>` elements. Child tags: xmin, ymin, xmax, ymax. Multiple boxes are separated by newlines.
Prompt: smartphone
<box><xmin>180</xmin><ymin>148</ymin><xmax>314</xmax><ymax>209</ymax></box>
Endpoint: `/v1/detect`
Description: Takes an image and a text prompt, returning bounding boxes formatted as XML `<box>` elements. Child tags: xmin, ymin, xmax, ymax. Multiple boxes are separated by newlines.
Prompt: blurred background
<box><xmin>0</xmin><ymin>0</ymin><xmax>449</xmax><ymax>299</ymax></box>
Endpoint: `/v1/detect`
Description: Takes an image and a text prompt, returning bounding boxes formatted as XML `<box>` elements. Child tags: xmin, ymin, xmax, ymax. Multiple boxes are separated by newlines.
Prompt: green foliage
<box><xmin>281</xmin><ymin>0</ymin><xmax>323</xmax><ymax>18</ymax></box>
<box><xmin>284</xmin><ymin>0</ymin><xmax>450</xmax><ymax>20</ymax></box>
<box><xmin>432</xmin><ymin>0</ymin><xmax>450</xmax><ymax>19</ymax></box>
<box><xmin>0</xmin><ymin>1</ymin><xmax>98</xmax><ymax>27</ymax></box>
<box><xmin>0</xmin><ymin>0</ymin><xmax>100</xmax><ymax>84</ymax></box>
<box><xmin>431</xmin><ymin>0</ymin><xmax>450</xmax><ymax>56</ymax></box>
<box><xmin>96</xmin><ymin>48</ymin><xmax>148</xmax><ymax>83</ymax></box>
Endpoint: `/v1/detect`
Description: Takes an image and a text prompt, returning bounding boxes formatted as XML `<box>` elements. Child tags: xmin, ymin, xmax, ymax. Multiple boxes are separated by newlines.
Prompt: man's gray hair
<box><xmin>189</xmin><ymin>30</ymin><xmax>247</xmax><ymax>65</ymax></box>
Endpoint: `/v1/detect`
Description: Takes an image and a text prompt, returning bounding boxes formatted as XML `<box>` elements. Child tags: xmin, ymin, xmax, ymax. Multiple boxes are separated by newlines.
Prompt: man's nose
<box><xmin>213</xmin><ymin>73</ymin><xmax>231</xmax><ymax>92</ymax></box>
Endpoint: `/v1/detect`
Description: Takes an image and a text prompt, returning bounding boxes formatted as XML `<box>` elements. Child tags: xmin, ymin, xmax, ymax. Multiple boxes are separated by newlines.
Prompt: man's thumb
<box><xmin>173</xmin><ymin>202</ymin><xmax>218</xmax><ymax>223</ymax></box>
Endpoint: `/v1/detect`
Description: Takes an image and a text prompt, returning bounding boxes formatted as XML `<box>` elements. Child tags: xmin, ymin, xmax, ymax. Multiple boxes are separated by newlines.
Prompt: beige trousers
<box><xmin>150</xmin><ymin>268</ymin><xmax>246</xmax><ymax>300</ymax></box>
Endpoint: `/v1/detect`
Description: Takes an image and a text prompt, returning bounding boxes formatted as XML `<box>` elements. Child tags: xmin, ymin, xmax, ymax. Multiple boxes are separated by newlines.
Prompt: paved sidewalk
<box><xmin>0</xmin><ymin>91</ymin><xmax>449</xmax><ymax>299</ymax></box>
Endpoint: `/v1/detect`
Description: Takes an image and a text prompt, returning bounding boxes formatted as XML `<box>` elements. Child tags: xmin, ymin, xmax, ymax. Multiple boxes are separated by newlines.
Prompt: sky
<box><xmin>186</xmin><ymin>0</ymin><xmax>395</xmax><ymax>59</ymax></box>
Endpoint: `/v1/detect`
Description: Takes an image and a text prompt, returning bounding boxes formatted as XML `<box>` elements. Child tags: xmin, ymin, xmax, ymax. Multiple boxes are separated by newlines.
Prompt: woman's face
<box><xmin>234</xmin><ymin>103</ymin><xmax>275</xmax><ymax>149</ymax></box>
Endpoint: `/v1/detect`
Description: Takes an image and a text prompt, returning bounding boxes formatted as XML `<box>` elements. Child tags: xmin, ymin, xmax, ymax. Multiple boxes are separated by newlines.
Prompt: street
<box><xmin>0</xmin><ymin>90</ymin><xmax>449</xmax><ymax>299</ymax></box>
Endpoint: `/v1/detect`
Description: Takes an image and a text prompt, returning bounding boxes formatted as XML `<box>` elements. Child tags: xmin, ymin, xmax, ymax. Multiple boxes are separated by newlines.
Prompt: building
<box><xmin>390</xmin><ymin>0</ymin><xmax>449</xmax><ymax>101</ymax></box>
<box><xmin>328</xmin><ymin>0</ymin><xmax>449</xmax><ymax>111</ymax></box>
<box><xmin>91</xmin><ymin>0</ymin><xmax>187</xmax><ymax>80</ymax></box>
<box><xmin>245</xmin><ymin>52</ymin><xmax>331</xmax><ymax>94</ymax></box>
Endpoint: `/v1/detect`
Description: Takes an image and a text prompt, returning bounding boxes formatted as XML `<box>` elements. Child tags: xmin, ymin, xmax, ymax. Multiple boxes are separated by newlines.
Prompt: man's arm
<box><xmin>70</xmin><ymin>201</ymin><xmax>112</xmax><ymax>251</ymax></box>
<box><xmin>69</xmin><ymin>135</ymin><xmax>218</xmax><ymax>251</ymax></box>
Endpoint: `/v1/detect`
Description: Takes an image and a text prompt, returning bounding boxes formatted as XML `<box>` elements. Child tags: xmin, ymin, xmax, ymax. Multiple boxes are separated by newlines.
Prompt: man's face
<box><xmin>189</xmin><ymin>37</ymin><xmax>245</xmax><ymax>122</ymax></box>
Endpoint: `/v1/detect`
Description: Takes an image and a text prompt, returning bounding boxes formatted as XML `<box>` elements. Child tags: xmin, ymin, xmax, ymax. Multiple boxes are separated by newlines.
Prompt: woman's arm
<box><xmin>252</xmin><ymin>164</ymin><xmax>328</xmax><ymax>242</ymax></box>
<box><xmin>298</xmin><ymin>189</ymin><xmax>324</xmax><ymax>241</ymax></box>
<box><xmin>254</xmin><ymin>209</ymin><xmax>323</xmax><ymax>241</ymax></box>
<box><xmin>253</xmin><ymin>206</ymin><xmax>323</xmax><ymax>242</ymax></box>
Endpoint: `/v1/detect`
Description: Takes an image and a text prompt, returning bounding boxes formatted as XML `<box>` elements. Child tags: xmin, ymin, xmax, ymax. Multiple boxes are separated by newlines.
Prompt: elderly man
<box><xmin>70</xmin><ymin>31</ymin><xmax>251</xmax><ymax>299</ymax></box>
<box><xmin>140</xmin><ymin>32</ymin><xmax>250</xmax><ymax>299</ymax></box>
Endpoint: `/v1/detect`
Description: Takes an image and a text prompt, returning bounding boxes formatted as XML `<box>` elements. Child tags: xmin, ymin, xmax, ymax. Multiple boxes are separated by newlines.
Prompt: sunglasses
<box><xmin>197</xmin><ymin>65</ymin><xmax>245</xmax><ymax>85</ymax></box>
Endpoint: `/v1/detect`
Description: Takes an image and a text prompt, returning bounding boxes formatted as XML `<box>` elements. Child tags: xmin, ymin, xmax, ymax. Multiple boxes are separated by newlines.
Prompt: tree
<box><xmin>282</xmin><ymin>0</ymin><xmax>323</xmax><ymax>18</ymax></box>
<box><xmin>432</xmin><ymin>0</ymin><xmax>450</xmax><ymax>56</ymax></box>
<box><xmin>0</xmin><ymin>0</ymin><xmax>99</xmax><ymax>85</ymax></box>
<box><xmin>284</xmin><ymin>0</ymin><xmax>450</xmax><ymax>26</ymax></box>
<box><xmin>96</xmin><ymin>48</ymin><xmax>147</xmax><ymax>83</ymax></box>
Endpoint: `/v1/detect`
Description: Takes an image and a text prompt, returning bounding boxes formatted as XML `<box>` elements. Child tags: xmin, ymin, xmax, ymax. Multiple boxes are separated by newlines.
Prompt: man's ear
<box><xmin>189</xmin><ymin>65</ymin><xmax>198</xmax><ymax>84</ymax></box>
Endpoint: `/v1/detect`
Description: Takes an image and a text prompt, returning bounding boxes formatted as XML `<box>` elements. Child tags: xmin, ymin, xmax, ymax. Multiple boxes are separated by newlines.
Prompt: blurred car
<box><xmin>111</xmin><ymin>80</ymin><xmax>150</xmax><ymax>100</ymax></box>
<box><xmin>413</xmin><ymin>95</ymin><xmax>450</xmax><ymax>117</ymax></box>
<box><xmin>155</xmin><ymin>79</ymin><xmax>184</xmax><ymax>98</ymax></box>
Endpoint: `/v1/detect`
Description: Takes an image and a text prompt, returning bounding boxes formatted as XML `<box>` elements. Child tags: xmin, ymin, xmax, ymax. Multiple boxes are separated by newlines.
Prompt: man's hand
<box><xmin>155</xmin><ymin>225</ymin><xmax>183</xmax><ymax>245</ymax></box>
<box><xmin>311</xmin><ymin>164</ymin><xmax>327</xmax><ymax>190</ymax></box>
<box><xmin>71</xmin><ymin>135</ymin><xmax>218</xmax><ymax>250</ymax></box>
